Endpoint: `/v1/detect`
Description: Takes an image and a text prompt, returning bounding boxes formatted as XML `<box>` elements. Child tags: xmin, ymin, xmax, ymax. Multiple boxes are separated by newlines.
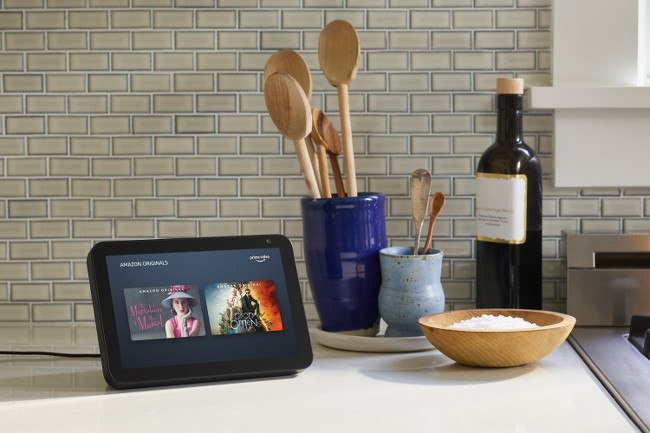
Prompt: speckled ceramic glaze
<box><xmin>301</xmin><ymin>193</ymin><xmax>387</xmax><ymax>335</ymax></box>
<box><xmin>378</xmin><ymin>246</ymin><xmax>445</xmax><ymax>337</ymax></box>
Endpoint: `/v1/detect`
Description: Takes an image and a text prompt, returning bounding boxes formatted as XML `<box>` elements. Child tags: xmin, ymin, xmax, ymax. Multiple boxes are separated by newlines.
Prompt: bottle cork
<box><xmin>496</xmin><ymin>78</ymin><xmax>524</xmax><ymax>95</ymax></box>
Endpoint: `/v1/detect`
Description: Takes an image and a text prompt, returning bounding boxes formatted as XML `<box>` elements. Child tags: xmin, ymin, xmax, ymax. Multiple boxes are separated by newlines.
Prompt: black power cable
<box><xmin>0</xmin><ymin>350</ymin><xmax>100</xmax><ymax>358</ymax></box>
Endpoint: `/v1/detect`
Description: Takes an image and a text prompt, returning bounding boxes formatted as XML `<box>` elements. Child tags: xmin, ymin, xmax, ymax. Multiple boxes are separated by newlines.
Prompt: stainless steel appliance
<box><xmin>566</xmin><ymin>232</ymin><xmax>650</xmax><ymax>433</ymax></box>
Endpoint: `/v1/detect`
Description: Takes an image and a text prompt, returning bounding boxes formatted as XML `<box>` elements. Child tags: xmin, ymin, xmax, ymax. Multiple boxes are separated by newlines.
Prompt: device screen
<box><xmin>105</xmin><ymin>247</ymin><xmax>297</xmax><ymax>370</ymax></box>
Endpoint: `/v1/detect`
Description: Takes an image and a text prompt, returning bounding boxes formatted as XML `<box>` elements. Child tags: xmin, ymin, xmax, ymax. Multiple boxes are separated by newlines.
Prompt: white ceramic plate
<box><xmin>312</xmin><ymin>326</ymin><xmax>434</xmax><ymax>353</ymax></box>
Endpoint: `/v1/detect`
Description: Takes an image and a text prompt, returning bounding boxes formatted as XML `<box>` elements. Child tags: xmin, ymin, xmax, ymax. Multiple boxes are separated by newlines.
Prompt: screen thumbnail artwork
<box><xmin>124</xmin><ymin>285</ymin><xmax>207</xmax><ymax>341</ymax></box>
<box><xmin>204</xmin><ymin>280</ymin><xmax>284</xmax><ymax>335</ymax></box>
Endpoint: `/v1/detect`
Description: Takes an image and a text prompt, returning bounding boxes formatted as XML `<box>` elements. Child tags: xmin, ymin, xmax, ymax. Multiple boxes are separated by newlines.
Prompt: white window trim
<box><xmin>529</xmin><ymin>0</ymin><xmax>650</xmax><ymax>187</ymax></box>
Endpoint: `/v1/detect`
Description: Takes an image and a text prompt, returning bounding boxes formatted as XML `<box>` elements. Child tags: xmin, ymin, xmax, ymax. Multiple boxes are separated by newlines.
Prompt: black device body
<box><xmin>87</xmin><ymin>234</ymin><xmax>313</xmax><ymax>389</ymax></box>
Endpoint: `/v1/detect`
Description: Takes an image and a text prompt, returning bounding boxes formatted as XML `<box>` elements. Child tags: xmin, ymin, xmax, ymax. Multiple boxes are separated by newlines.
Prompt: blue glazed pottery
<box><xmin>301</xmin><ymin>193</ymin><xmax>387</xmax><ymax>335</ymax></box>
<box><xmin>378</xmin><ymin>246</ymin><xmax>445</xmax><ymax>337</ymax></box>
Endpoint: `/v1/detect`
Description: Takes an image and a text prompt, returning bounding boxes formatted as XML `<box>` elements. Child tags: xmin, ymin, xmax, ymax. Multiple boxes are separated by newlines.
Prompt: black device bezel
<box><xmin>87</xmin><ymin>234</ymin><xmax>313</xmax><ymax>389</ymax></box>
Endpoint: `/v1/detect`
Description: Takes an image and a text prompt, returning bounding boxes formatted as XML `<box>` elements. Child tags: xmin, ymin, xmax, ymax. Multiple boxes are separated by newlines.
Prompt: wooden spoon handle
<box><xmin>294</xmin><ymin>138</ymin><xmax>321</xmax><ymax>199</ymax></box>
<box><xmin>422</xmin><ymin>193</ymin><xmax>445</xmax><ymax>253</ymax></box>
<box><xmin>304</xmin><ymin>135</ymin><xmax>322</xmax><ymax>196</ymax></box>
<box><xmin>329</xmin><ymin>153</ymin><xmax>345</xmax><ymax>197</ymax></box>
<box><xmin>337</xmin><ymin>84</ymin><xmax>357</xmax><ymax>197</ymax></box>
<box><xmin>422</xmin><ymin>217</ymin><xmax>436</xmax><ymax>254</ymax></box>
<box><xmin>316</xmin><ymin>142</ymin><xmax>331</xmax><ymax>198</ymax></box>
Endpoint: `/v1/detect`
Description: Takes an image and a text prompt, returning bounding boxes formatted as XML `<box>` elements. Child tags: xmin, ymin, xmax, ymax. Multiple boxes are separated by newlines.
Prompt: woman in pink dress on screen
<box><xmin>161</xmin><ymin>285</ymin><xmax>201</xmax><ymax>338</ymax></box>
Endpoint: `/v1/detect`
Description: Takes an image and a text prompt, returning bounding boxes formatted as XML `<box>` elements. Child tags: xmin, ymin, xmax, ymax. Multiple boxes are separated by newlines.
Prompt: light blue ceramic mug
<box><xmin>378</xmin><ymin>246</ymin><xmax>445</xmax><ymax>337</ymax></box>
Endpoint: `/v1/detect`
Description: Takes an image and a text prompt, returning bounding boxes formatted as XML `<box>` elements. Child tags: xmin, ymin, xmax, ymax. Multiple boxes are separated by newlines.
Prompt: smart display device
<box><xmin>87</xmin><ymin>235</ymin><xmax>312</xmax><ymax>389</ymax></box>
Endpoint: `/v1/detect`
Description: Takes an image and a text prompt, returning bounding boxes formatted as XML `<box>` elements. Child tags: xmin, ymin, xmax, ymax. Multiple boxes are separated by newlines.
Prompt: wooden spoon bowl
<box><xmin>311</xmin><ymin>108</ymin><xmax>342</xmax><ymax>155</ymax></box>
<box><xmin>318</xmin><ymin>20</ymin><xmax>360</xmax><ymax>87</ymax></box>
<box><xmin>264</xmin><ymin>72</ymin><xmax>311</xmax><ymax>141</ymax></box>
<box><xmin>264</xmin><ymin>49</ymin><xmax>312</xmax><ymax>101</ymax></box>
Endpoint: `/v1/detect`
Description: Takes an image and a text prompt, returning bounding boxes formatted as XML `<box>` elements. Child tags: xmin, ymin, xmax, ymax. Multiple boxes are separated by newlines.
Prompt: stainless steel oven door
<box><xmin>567</xmin><ymin>269</ymin><xmax>650</xmax><ymax>326</ymax></box>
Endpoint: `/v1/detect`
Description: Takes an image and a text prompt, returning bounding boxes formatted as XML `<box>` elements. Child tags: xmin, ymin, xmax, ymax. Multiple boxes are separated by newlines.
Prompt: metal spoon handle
<box><xmin>410</xmin><ymin>168</ymin><xmax>432</xmax><ymax>255</ymax></box>
<box><xmin>413</xmin><ymin>222</ymin><xmax>423</xmax><ymax>255</ymax></box>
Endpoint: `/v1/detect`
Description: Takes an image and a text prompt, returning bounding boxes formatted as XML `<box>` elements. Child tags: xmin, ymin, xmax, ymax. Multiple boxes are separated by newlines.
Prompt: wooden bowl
<box><xmin>419</xmin><ymin>309</ymin><xmax>576</xmax><ymax>367</ymax></box>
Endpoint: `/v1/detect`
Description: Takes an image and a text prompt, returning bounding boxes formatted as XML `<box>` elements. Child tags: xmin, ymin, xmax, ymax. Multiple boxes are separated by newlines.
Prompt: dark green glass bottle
<box><xmin>476</xmin><ymin>78</ymin><xmax>542</xmax><ymax>309</ymax></box>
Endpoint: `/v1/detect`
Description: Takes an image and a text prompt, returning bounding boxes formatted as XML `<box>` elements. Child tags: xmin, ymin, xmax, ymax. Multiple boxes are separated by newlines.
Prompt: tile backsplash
<box><xmin>0</xmin><ymin>0</ymin><xmax>645</xmax><ymax>323</ymax></box>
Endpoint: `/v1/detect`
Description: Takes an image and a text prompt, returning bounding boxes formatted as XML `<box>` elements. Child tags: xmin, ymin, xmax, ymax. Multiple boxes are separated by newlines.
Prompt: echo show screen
<box><xmin>105</xmin><ymin>247</ymin><xmax>296</xmax><ymax>370</ymax></box>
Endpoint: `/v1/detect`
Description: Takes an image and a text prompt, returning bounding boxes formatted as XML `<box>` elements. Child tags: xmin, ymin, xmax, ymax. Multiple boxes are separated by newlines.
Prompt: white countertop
<box><xmin>0</xmin><ymin>324</ymin><xmax>640</xmax><ymax>433</ymax></box>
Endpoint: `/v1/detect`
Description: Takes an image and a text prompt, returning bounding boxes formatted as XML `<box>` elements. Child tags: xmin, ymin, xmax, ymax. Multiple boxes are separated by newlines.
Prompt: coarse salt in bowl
<box><xmin>418</xmin><ymin>309</ymin><xmax>576</xmax><ymax>367</ymax></box>
<box><xmin>449</xmin><ymin>314</ymin><xmax>539</xmax><ymax>330</ymax></box>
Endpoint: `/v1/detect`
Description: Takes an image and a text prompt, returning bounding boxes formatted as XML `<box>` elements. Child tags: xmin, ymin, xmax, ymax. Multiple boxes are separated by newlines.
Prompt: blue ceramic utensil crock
<box><xmin>301</xmin><ymin>193</ymin><xmax>387</xmax><ymax>334</ymax></box>
<box><xmin>378</xmin><ymin>246</ymin><xmax>445</xmax><ymax>337</ymax></box>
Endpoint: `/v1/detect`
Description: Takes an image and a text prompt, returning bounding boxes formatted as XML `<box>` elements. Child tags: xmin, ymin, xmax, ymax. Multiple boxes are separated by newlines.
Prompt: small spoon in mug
<box><xmin>411</xmin><ymin>169</ymin><xmax>432</xmax><ymax>255</ymax></box>
<box><xmin>264</xmin><ymin>72</ymin><xmax>320</xmax><ymax>199</ymax></box>
<box><xmin>422</xmin><ymin>192</ymin><xmax>446</xmax><ymax>255</ymax></box>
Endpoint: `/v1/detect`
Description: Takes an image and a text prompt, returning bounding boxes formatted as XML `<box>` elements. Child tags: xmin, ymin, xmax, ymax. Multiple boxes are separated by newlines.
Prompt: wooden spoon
<box><xmin>309</xmin><ymin>109</ymin><xmax>332</xmax><ymax>198</ymax></box>
<box><xmin>264</xmin><ymin>72</ymin><xmax>320</xmax><ymax>199</ymax></box>
<box><xmin>264</xmin><ymin>49</ymin><xmax>313</xmax><ymax>101</ymax></box>
<box><xmin>312</xmin><ymin>109</ymin><xmax>346</xmax><ymax>198</ymax></box>
<box><xmin>264</xmin><ymin>50</ymin><xmax>321</xmax><ymax>195</ymax></box>
<box><xmin>422</xmin><ymin>192</ymin><xmax>446</xmax><ymax>254</ymax></box>
<box><xmin>318</xmin><ymin>20</ymin><xmax>360</xmax><ymax>197</ymax></box>
<box><xmin>311</xmin><ymin>108</ymin><xmax>347</xmax><ymax>198</ymax></box>
<box><xmin>411</xmin><ymin>169</ymin><xmax>432</xmax><ymax>255</ymax></box>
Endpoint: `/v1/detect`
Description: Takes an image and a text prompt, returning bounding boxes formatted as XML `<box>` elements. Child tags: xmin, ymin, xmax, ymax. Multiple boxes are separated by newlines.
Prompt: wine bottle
<box><xmin>475</xmin><ymin>78</ymin><xmax>542</xmax><ymax>309</ymax></box>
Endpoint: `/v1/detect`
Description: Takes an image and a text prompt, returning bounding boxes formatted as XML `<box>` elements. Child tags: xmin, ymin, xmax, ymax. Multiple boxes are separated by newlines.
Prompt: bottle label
<box><xmin>476</xmin><ymin>172</ymin><xmax>527</xmax><ymax>244</ymax></box>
